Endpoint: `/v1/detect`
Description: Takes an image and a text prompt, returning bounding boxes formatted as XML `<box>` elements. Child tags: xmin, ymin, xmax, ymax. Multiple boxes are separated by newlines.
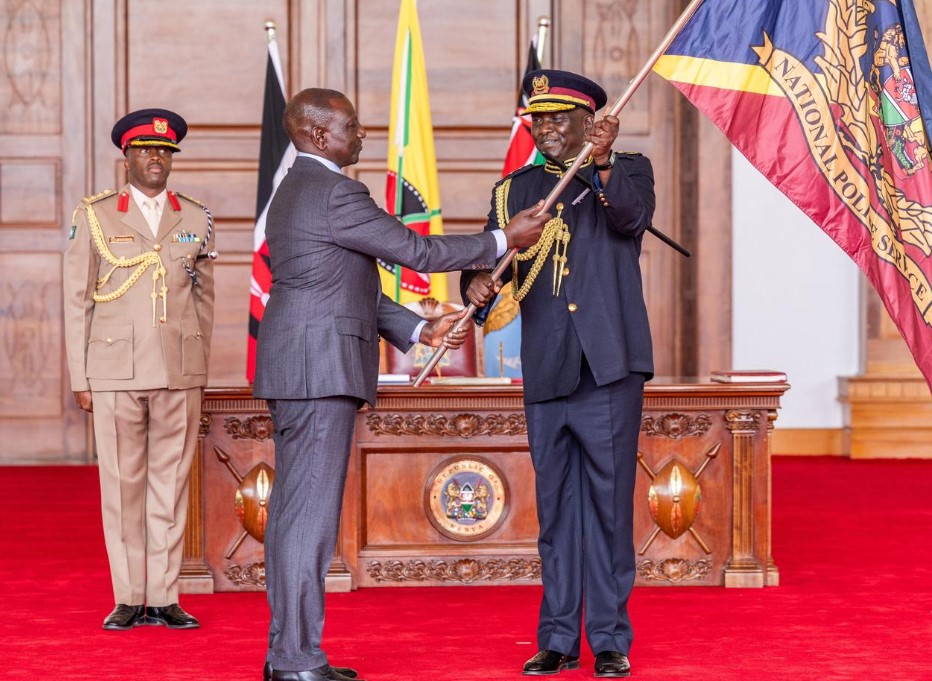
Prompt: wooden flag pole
<box><xmin>413</xmin><ymin>0</ymin><xmax>706</xmax><ymax>387</ymax></box>
<box><xmin>535</xmin><ymin>16</ymin><xmax>550</xmax><ymax>65</ymax></box>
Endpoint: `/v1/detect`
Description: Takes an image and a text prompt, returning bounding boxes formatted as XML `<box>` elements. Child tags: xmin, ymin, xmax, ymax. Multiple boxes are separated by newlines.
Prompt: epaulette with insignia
<box><xmin>173</xmin><ymin>191</ymin><xmax>215</xmax><ymax>258</ymax></box>
<box><xmin>71</xmin><ymin>190</ymin><xmax>115</xmax><ymax>239</ymax></box>
<box><xmin>81</xmin><ymin>189</ymin><xmax>116</xmax><ymax>205</ymax></box>
<box><xmin>498</xmin><ymin>164</ymin><xmax>538</xmax><ymax>185</ymax></box>
<box><xmin>615</xmin><ymin>151</ymin><xmax>643</xmax><ymax>158</ymax></box>
<box><xmin>174</xmin><ymin>191</ymin><xmax>206</xmax><ymax>207</ymax></box>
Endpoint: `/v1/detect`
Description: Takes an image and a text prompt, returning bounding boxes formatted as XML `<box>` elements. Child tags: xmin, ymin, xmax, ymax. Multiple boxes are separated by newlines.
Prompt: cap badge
<box><xmin>153</xmin><ymin>118</ymin><xmax>168</xmax><ymax>134</ymax></box>
<box><xmin>532</xmin><ymin>75</ymin><xmax>550</xmax><ymax>95</ymax></box>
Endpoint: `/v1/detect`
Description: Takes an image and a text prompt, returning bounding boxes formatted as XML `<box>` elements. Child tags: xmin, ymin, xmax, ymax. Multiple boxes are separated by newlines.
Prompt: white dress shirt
<box><xmin>129</xmin><ymin>185</ymin><xmax>167</xmax><ymax>238</ymax></box>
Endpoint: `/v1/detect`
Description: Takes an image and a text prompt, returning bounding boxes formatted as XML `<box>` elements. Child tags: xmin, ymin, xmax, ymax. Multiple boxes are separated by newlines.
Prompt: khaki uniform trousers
<box><xmin>92</xmin><ymin>387</ymin><xmax>202</xmax><ymax>606</ymax></box>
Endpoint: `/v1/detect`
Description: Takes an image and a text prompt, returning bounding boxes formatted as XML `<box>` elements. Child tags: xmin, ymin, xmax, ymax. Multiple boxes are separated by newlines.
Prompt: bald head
<box><xmin>284</xmin><ymin>88</ymin><xmax>366</xmax><ymax>166</ymax></box>
<box><xmin>283</xmin><ymin>88</ymin><xmax>344</xmax><ymax>146</ymax></box>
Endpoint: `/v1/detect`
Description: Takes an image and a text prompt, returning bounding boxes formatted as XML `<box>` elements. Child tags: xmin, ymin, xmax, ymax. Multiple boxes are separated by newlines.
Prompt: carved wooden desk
<box><xmin>181</xmin><ymin>379</ymin><xmax>787</xmax><ymax>593</ymax></box>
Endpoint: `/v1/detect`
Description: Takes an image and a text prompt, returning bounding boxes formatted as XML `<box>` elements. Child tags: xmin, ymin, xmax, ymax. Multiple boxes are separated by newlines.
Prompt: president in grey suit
<box><xmin>253</xmin><ymin>88</ymin><xmax>549</xmax><ymax>681</ymax></box>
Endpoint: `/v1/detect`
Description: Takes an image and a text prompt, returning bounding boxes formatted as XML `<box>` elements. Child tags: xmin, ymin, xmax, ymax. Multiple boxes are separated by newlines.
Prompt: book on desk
<box><xmin>710</xmin><ymin>369</ymin><xmax>787</xmax><ymax>383</ymax></box>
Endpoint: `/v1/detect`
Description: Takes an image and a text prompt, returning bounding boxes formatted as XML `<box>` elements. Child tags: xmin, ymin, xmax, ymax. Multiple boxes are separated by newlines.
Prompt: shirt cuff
<box><xmin>493</xmin><ymin>229</ymin><xmax>507</xmax><ymax>257</ymax></box>
<box><xmin>411</xmin><ymin>320</ymin><xmax>428</xmax><ymax>344</ymax></box>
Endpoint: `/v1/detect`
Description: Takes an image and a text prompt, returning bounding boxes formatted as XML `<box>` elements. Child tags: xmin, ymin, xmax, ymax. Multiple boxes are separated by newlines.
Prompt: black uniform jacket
<box><xmin>462</xmin><ymin>153</ymin><xmax>655</xmax><ymax>404</ymax></box>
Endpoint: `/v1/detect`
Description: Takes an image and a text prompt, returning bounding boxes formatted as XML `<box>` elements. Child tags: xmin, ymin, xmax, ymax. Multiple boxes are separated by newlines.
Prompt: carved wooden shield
<box><xmin>233</xmin><ymin>462</ymin><xmax>274</xmax><ymax>543</ymax></box>
<box><xmin>647</xmin><ymin>460</ymin><xmax>702</xmax><ymax>539</ymax></box>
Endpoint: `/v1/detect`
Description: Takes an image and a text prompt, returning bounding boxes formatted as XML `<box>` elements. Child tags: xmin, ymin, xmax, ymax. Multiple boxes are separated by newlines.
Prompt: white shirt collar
<box><xmin>297</xmin><ymin>151</ymin><xmax>342</xmax><ymax>174</ymax></box>
<box><xmin>129</xmin><ymin>185</ymin><xmax>167</xmax><ymax>211</ymax></box>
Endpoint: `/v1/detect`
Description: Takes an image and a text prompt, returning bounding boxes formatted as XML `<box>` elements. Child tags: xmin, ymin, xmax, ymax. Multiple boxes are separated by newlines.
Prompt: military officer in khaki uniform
<box><xmin>63</xmin><ymin>108</ymin><xmax>215</xmax><ymax>631</ymax></box>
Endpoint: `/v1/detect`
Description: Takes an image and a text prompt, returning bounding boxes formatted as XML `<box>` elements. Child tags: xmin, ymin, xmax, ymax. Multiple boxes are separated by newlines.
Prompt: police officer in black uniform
<box><xmin>462</xmin><ymin>70</ymin><xmax>655</xmax><ymax>678</ymax></box>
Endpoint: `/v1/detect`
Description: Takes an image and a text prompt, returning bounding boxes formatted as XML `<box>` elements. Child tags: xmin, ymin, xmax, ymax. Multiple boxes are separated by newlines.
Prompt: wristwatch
<box><xmin>594</xmin><ymin>153</ymin><xmax>615</xmax><ymax>171</ymax></box>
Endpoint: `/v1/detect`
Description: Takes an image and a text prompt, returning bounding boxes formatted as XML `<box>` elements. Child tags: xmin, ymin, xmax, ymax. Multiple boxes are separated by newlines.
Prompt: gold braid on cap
<box><xmin>126</xmin><ymin>139</ymin><xmax>181</xmax><ymax>152</ymax></box>
<box><xmin>83</xmin><ymin>202</ymin><xmax>167</xmax><ymax>327</ymax></box>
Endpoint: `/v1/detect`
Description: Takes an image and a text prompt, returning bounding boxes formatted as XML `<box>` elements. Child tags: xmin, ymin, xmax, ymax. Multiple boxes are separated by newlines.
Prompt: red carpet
<box><xmin>3</xmin><ymin>457</ymin><xmax>931</xmax><ymax>680</ymax></box>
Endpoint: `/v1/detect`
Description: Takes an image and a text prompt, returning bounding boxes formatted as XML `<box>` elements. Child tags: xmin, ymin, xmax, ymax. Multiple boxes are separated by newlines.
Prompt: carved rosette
<box><xmin>225</xmin><ymin>561</ymin><xmax>266</xmax><ymax>587</ymax></box>
<box><xmin>725</xmin><ymin>410</ymin><xmax>762</xmax><ymax>433</ymax></box>
<box><xmin>224</xmin><ymin>415</ymin><xmax>275</xmax><ymax>441</ymax></box>
<box><xmin>367</xmin><ymin>558</ymin><xmax>541</xmax><ymax>583</ymax></box>
<box><xmin>641</xmin><ymin>413</ymin><xmax>712</xmax><ymax>439</ymax></box>
<box><xmin>366</xmin><ymin>412</ymin><xmax>526</xmax><ymax>438</ymax></box>
<box><xmin>637</xmin><ymin>558</ymin><xmax>712</xmax><ymax>583</ymax></box>
<box><xmin>198</xmin><ymin>413</ymin><xmax>212</xmax><ymax>438</ymax></box>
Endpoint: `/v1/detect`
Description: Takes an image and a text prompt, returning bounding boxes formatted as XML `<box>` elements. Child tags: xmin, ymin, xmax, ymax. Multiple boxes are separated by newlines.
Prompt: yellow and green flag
<box><xmin>379</xmin><ymin>0</ymin><xmax>446</xmax><ymax>304</ymax></box>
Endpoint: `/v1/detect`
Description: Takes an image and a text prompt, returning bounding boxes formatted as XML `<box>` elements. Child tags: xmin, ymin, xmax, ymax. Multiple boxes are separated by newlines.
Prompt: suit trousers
<box><xmin>525</xmin><ymin>364</ymin><xmax>645</xmax><ymax>657</ymax></box>
<box><xmin>264</xmin><ymin>396</ymin><xmax>359</xmax><ymax>671</ymax></box>
<box><xmin>92</xmin><ymin>387</ymin><xmax>202</xmax><ymax>606</ymax></box>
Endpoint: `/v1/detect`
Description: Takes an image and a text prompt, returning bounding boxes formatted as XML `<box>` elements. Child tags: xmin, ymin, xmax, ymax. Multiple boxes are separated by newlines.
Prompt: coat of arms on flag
<box><xmin>655</xmin><ymin>0</ymin><xmax>932</xmax><ymax>391</ymax></box>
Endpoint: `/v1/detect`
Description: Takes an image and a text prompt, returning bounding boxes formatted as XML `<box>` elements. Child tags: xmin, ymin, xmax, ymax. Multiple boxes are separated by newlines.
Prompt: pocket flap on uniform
<box><xmin>88</xmin><ymin>322</ymin><xmax>133</xmax><ymax>348</ymax></box>
<box><xmin>335</xmin><ymin>315</ymin><xmax>371</xmax><ymax>341</ymax></box>
<box><xmin>180</xmin><ymin>316</ymin><xmax>204</xmax><ymax>340</ymax></box>
<box><xmin>181</xmin><ymin>316</ymin><xmax>207</xmax><ymax>376</ymax></box>
<box><xmin>86</xmin><ymin>321</ymin><xmax>133</xmax><ymax>379</ymax></box>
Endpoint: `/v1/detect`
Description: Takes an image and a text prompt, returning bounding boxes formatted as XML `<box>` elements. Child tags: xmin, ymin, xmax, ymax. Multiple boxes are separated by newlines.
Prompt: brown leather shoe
<box><xmin>144</xmin><ymin>603</ymin><xmax>200</xmax><ymax>629</ymax></box>
<box><xmin>594</xmin><ymin>651</ymin><xmax>631</xmax><ymax>678</ymax></box>
<box><xmin>522</xmin><ymin>650</ymin><xmax>580</xmax><ymax>675</ymax></box>
<box><xmin>264</xmin><ymin>662</ymin><xmax>358</xmax><ymax>680</ymax></box>
<box><xmin>102</xmin><ymin>604</ymin><xmax>146</xmax><ymax>630</ymax></box>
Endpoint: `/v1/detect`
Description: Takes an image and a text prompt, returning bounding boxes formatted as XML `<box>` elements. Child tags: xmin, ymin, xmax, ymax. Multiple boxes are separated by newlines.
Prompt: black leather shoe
<box><xmin>144</xmin><ymin>604</ymin><xmax>200</xmax><ymax>629</ymax></box>
<box><xmin>271</xmin><ymin>665</ymin><xmax>363</xmax><ymax>681</ymax></box>
<box><xmin>522</xmin><ymin>650</ymin><xmax>580</xmax><ymax>675</ymax></box>
<box><xmin>102</xmin><ymin>604</ymin><xmax>146</xmax><ymax>630</ymax></box>
<box><xmin>594</xmin><ymin>651</ymin><xmax>631</xmax><ymax>678</ymax></box>
<box><xmin>264</xmin><ymin>662</ymin><xmax>358</xmax><ymax>680</ymax></box>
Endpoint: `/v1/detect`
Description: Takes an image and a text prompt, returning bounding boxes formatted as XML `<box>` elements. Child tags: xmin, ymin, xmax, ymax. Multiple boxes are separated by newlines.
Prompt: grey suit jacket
<box><xmin>253</xmin><ymin>156</ymin><xmax>499</xmax><ymax>406</ymax></box>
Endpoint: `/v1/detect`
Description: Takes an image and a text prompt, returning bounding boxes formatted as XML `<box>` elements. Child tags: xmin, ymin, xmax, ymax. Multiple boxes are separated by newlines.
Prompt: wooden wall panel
<box><xmin>167</xmin><ymin>165</ymin><xmax>259</xmax><ymax>221</ymax></box>
<box><xmin>0</xmin><ymin>253</ymin><xmax>61</xmax><ymax>417</ymax></box>
<box><xmin>124</xmin><ymin>0</ymin><xmax>291</xmax><ymax>125</ymax></box>
<box><xmin>0</xmin><ymin>160</ymin><xmax>60</xmax><ymax>225</ymax></box>
<box><xmin>583</xmin><ymin>0</ymin><xmax>651</xmax><ymax>134</ymax></box>
<box><xmin>0</xmin><ymin>0</ymin><xmax>61</xmax><ymax>134</ymax></box>
<box><xmin>0</xmin><ymin>0</ymin><xmax>89</xmax><ymax>462</ymax></box>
